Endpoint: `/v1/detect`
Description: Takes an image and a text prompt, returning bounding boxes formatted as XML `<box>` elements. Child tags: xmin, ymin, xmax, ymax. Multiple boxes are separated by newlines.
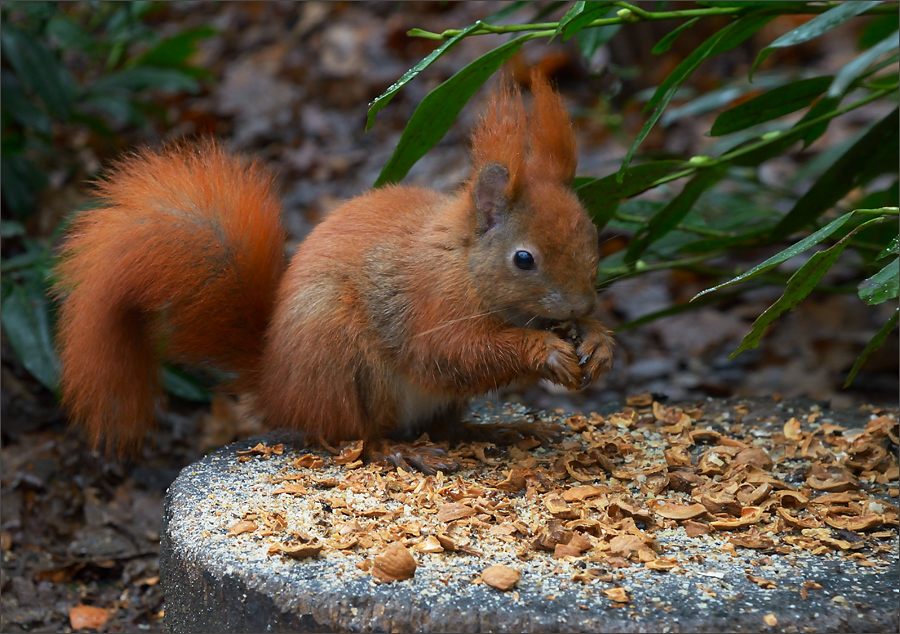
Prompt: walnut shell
<box><xmin>482</xmin><ymin>564</ymin><xmax>520</xmax><ymax>591</ymax></box>
<box><xmin>372</xmin><ymin>543</ymin><xmax>417</xmax><ymax>582</ymax></box>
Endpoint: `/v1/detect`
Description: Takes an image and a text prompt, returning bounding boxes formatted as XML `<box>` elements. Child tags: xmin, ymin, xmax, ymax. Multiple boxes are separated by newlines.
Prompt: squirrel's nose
<box><xmin>570</xmin><ymin>291</ymin><xmax>598</xmax><ymax>318</ymax></box>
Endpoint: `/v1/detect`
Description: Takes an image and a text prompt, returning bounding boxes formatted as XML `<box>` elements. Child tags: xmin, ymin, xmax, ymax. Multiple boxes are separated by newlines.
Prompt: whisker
<box><xmin>414</xmin><ymin>307</ymin><xmax>511</xmax><ymax>338</ymax></box>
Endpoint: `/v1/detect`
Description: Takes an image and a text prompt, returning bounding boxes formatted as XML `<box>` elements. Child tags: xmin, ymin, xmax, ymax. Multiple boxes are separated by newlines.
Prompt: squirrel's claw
<box><xmin>575</xmin><ymin>319</ymin><xmax>615</xmax><ymax>385</ymax></box>
<box><xmin>366</xmin><ymin>441</ymin><xmax>460</xmax><ymax>475</ymax></box>
<box><xmin>541</xmin><ymin>334</ymin><xmax>584</xmax><ymax>390</ymax></box>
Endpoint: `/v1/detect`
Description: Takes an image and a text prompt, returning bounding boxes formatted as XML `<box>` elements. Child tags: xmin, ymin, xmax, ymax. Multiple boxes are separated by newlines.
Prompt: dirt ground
<box><xmin>2</xmin><ymin>3</ymin><xmax>897</xmax><ymax>632</ymax></box>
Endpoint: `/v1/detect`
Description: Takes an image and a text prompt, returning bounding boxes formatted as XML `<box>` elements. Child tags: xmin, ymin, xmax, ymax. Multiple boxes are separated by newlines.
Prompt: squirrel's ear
<box><xmin>470</xmin><ymin>75</ymin><xmax>526</xmax><ymax>200</ymax></box>
<box><xmin>474</xmin><ymin>163</ymin><xmax>509</xmax><ymax>234</ymax></box>
<box><xmin>527</xmin><ymin>71</ymin><xmax>577</xmax><ymax>183</ymax></box>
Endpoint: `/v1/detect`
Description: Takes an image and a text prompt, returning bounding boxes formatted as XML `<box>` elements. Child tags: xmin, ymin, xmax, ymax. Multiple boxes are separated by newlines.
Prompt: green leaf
<box><xmin>693</xmin><ymin>212</ymin><xmax>859</xmax><ymax>300</ymax></box>
<box><xmin>374</xmin><ymin>36</ymin><xmax>527</xmax><ymax>187</ymax></box>
<box><xmin>555</xmin><ymin>1</ymin><xmax>614</xmax><ymax>42</ymax></box>
<box><xmin>630</xmin><ymin>12</ymin><xmax>772</xmax><ymax>177</ymax></box>
<box><xmin>647</xmin><ymin>13</ymin><xmax>773</xmax><ymax>112</ymax></box>
<box><xmin>828</xmin><ymin>29</ymin><xmax>899</xmax><ymax>97</ymax></box>
<box><xmin>162</xmin><ymin>366</ymin><xmax>211</xmax><ymax>403</ymax></box>
<box><xmin>131</xmin><ymin>26</ymin><xmax>217</xmax><ymax>69</ymax></box>
<box><xmin>877</xmin><ymin>235</ymin><xmax>899</xmax><ymax>260</ymax></box>
<box><xmin>0</xmin><ymin>23</ymin><xmax>77</xmax><ymax>120</ymax></box>
<box><xmin>0</xmin><ymin>279</ymin><xmax>60</xmax><ymax>393</ymax></box>
<box><xmin>652</xmin><ymin>17</ymin><xmax>700</xmax><ymax>55</ymax></box>
<box><xmin>45</xmin><ymin>14</ymin><xmax>94</xmax><ymax>52</ymax></box>
<box><xmin>1</xmin><ymin>220</ymin><xmax>26</xmax><ymax>238</ymax></box>
<box><xmin>1</xmin><ymin>154</ymin><xmax>47</xmax><ymax>218</ymax></box>
<box><xmin>574</xmin><ymin>16</ymin><xmax>621</xmax><ymax>59</ymax></box>
<box><xmin>772</xmin><ymin>107</ymin><xmax>899</xmax><ymax>238</ymax></box>
<box><xmin>844</xmin><ymin>307</ymin><xmax>898</xmax><ymax>386</ymax></box>
<box><xmin>366</xmin><ymin>23</ymin><xmax>480</xmax><ymax>132</ymax></box>
<box><xmin>576</xmin><ymin>160</ymin><xmax>684</xmax><ymax>228</ymax></box>
<box><xmin>625</xmin><ymin>166</ymin><xmax>726</xmax><ymax>264</ymax></box>
<box><xmin>661</xmin><ymin>74</ymin><xmax>787</xmax><ymax>126</ymax></box>
<box><xmin>729</xmin><ymin>238</ymin><xmax>851</xmax><ymax>356</ymax></box>
<box><xmin>859</xmin><ymin>256</ymin><xmax>899</xmax><ymax>305</ymax></box>
<box><xmin>794</xmin><ymin>94</ymin><xmax>841</xmax><ymax>148</ymax></box>
<box><xmin>1</xmin><ymin>70</ymin><xmax>53</xmax><ymax>136</ymax></box>
<box><xmin>90</xmin><ymin>67</ymin><xmax>201</xmax><ymax>93</ymax></box>
<box><xmin>751</xmin><ymin>2</ymin><xmax>883</xmax><ymax>78</ymax></box>
<box><xmin>859</xmin><ymin>12</ymin><xmax>900</xmax><ymax>48</ymax></box>
<box><xmin>619</xmin><ymin>84</ymin><xmax>682</xmax><ymax>181</ymax></box>
<box><xmin>710</xmin><ymin>76</ymin><xmax>832</xmax><ymax>136</ymax></box>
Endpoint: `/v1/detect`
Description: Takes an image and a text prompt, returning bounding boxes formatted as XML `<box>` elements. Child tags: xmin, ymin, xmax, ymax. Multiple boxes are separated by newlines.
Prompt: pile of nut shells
<box><xmin>221</xmin><ymin>397</ymin><xmax>898</xmax><ymax>598</ymax></box>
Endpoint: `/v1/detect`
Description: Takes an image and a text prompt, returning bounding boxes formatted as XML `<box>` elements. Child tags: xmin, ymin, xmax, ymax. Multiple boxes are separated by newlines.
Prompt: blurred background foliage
<box><xmin>1</xmin><ymin>0</ymin><xmax>897</xmax><ymax>406</ymax></box>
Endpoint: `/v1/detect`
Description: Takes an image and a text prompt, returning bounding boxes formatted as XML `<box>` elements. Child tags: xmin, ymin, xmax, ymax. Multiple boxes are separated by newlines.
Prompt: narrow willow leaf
<box><xmin>730</xmin><ymin>239</ymin><xmax>851</xmax><ymax>356</ymax></box>
<box><xmin>710</xmin><ymin>76</ymin><xmax>832</xmax><ymax>136</ymax></box>
<box><xmin>653</xmin><ymin>18</ymin><xmax>700</xmax><ymax>55</ymax></box>
<box><xmin>554</xmin><ymin>1</ymin><xmax>586</xmax><ymax>41</ymax></box>
<box><xmin>859</xmin><ymin>12</ymin><xmax>900</xmax><ymax>48</ymax></box>
<box><xmin>878</xmin><ymin>235</ymin><xmax>899</xmax><ymax>260</ymax></box>
<box><xmin>374</xmin><ymin>36</ymin><xmax>526</xmax><ymax>187</ymax></box>
<box><xmin>751</xmin><ymin>2</ymin><xmax>883</xmax><ymax>78</ymax></box>
<box><xmin>692</xmin><ymin>212</ymin><xmax>858</xmax><ymax>300</ymax></box>
<box><xmin>773</xmin><ymin>107</ymin><xmax>899</xmax><ymax>238</ymax></box>
<box><xmin>575</xmin><ymin>15</ymin><xmax>621</xmax><ymax>59</ymax></box>
<box><xmin>844</xmin><ymin>307</ymin><xmax>898</xmax><ymax>386</ymax></box>
<box><xmin>557</xmin><ymin>1</ymin><xmax>614</xmax><ymax>42</ymax></box>
<box><xmin>0</xmin><ymin>280</ymin><xmax>60</xmax><ymax>393</ymax></box>
<box><xmin>661</xmin><ymin>74</ymin><xmax>787</xmax><ymax>126</ymax></box>
<box><xmin>366</xmin><ymin>23</ymin><xmax>480</xmax><ymax>131</ymax></box>
<box><xmin>630</xmin><ymin>13</ymin><xmax>772</xmax><ymax>177</ymax></box>
<box><xmin>576</xmin><ymin>160</ymin><xmax>683</xmax><ymax>228</ymax></box>
<box><xmin>828</xmin><ymin>29</ymin><xmax>899</xmax><ymax>97</ymax></box>
<box><xmin>795</xmin><ymin>94</ymin><xmax>841</xmax><ymax>148</ymax></box>
<box><xmin>858</xmin><ymin>256</ymin><xmax>899</xmax><ymax>305</ymax></box>
<box><xmin>648</xmin><ymin>13</ymin><xmax>773</xmax><ymax>112</ymax></box>
<box><xmin>625</xmin><ymin>167</ymin><xmax>726</xmax><ymax>264</ymax></box>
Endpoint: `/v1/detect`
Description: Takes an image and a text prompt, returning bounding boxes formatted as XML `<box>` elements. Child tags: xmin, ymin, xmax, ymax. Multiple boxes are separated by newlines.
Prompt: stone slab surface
<box><xmin>161</xmin><ymin>397</ymin><xmax>899</xmax><ymax>633</ymax></box>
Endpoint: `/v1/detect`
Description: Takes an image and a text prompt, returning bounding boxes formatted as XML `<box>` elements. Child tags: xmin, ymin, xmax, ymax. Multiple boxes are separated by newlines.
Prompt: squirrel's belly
<box><xmin>393</xmin><ymin>375</ymin><xmax>459</xmax><ymax>433</ymax></box>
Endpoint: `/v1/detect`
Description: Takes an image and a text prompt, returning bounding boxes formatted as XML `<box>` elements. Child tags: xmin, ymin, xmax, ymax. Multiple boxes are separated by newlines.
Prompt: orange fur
<box><xmin>55</xmin><ymin>76</ymin><xmax>613</xmax><ymax>452</ymax></box>
<box><xmin>54</xmin><ymin>140</ymin><xmax>286</xmax><ymax>452</ymax></box>
<box><xmin>527</xmin><ymin>71</ymin><xmax>578</xmax><ymax>183</ymax></box>
<box><xmin>470</xmin><ymin>77</ymin><xmax>527</xmax><ymax>199</ymax></box>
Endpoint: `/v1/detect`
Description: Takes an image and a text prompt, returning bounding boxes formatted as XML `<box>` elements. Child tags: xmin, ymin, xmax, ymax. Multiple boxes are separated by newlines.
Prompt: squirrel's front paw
<box><xmin>574</xmin><ymin>318</ymin><xmax>615</xmax><ymax>385</ymax></box>
<box><xmin>540</xmin><ymin>334</ymin><xmax>583</xmax><ymax>390</ymax></box>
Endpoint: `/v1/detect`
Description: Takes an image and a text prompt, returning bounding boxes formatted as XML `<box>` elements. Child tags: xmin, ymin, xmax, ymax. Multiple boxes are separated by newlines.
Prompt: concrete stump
<box><xmin>161</xmin><ymin>398</ymin><xmax>899</xmax><ymax>633</ymax></box>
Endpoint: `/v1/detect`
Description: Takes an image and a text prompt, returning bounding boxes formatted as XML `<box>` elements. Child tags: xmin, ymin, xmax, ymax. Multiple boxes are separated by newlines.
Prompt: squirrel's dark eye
<box><xmin>513</xmin><ymin>250</ymin><xmax>535</xmax><ymax>270</ymax></box>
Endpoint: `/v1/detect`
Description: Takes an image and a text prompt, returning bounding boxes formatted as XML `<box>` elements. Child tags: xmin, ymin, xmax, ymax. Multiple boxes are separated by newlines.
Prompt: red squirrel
<box><xmin>54</xmin><ymin>73</ymin><xmax>614</xmax><ymax>460</ymax></box>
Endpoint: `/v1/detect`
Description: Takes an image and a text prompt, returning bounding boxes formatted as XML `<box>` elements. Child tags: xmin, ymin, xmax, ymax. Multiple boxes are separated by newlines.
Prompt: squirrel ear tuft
<box><xmin>527</xmin><ymin>70</ymin><xmax>577</xmax><ymax>183</ymax></box>
<box><xmin>470</xmin><ymin>75</ymin><xmax>526</xmax><ymax>199</ymax></box>
<box><xmin>474</xmin><ymin>163</ymin><xmax>510</xmax><ymax>234</ymax></box>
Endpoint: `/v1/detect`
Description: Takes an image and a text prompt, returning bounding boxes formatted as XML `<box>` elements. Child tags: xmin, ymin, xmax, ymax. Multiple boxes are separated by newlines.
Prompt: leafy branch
<box><xmin>408</xmin><ymin>1</ymin><xmax>896</xmax><ymax>41</ymax></box>
<box><xmin>368</xmin><ymin>0</ymin><xmax>899</xmax><ymax>387</ymax></box>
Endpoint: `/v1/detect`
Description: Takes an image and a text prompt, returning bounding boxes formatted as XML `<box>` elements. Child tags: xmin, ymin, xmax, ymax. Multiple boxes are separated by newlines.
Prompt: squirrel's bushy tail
<box><xmin>54</xmin><ymin>140</ymin><xmax>286</xmax><ymax>452</ymax></box>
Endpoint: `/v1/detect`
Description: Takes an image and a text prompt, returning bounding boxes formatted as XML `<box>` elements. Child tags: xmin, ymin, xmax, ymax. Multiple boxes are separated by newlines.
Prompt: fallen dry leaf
<box><xmin>764</xmin><ymin>613</ymin><xmax>778</xmax><ymax>627</ymax></box>
<box><xmin>68</xmin><ymin>604</ymin><xmax>110</xmax><ymax>630</ymax></box>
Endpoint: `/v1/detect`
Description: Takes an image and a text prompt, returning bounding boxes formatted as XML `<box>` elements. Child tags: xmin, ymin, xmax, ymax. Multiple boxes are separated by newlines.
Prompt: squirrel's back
<box><xmin>54</xmin><ymin>140</ymin><xmax>286</xmax><ymax>451</ymax></box>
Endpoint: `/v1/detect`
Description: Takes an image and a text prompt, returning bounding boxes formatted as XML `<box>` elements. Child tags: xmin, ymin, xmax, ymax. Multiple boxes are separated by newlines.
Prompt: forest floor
<box><xmin>1</xmin><ymin>3</ymin><xmax>897</xmax><ymax>632</ymax></box>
